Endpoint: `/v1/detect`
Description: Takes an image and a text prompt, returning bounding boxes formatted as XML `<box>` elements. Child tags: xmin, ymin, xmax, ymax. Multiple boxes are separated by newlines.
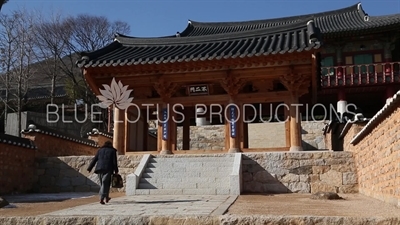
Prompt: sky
<box><xmin>2</xmin><ymin>0</ymin><xmax>400</xmax><ymax>37</ymax></box>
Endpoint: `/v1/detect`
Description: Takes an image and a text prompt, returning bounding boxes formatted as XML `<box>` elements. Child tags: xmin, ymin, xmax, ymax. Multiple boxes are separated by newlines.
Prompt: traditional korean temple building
<box><xmin>77</xmin><ymin>2</ymin><xmax>400</xmax><ymax>155</ymax></box>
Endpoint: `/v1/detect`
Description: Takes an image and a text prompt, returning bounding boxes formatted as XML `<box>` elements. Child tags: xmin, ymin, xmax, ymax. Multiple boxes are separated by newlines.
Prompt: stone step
<box><xmin>144</xmin><ymin>166</ymin><xmax>232</xmax><ymax>173</ymax></box>
<box><xmin>134</xmin><ymin>188</ymin><xmax>231</xmax><ymax>195</ymax></box>
<box><xmin>140</xmin><ymin>177</ymin><xmax>229</xmax><ymax>184</ymax></box>
<box><xmin>149</xmin><ymin>158</ymin><xmax>233</xmax><ymax>163</ymax></box>
<box><xmin>141</xmin><ymin>171</ymin><xmax>230</xmax><ymax>179</ymax></box>
<box><xmin>139</xmin><ymin>177</ymin><xmax>230</xmax><ymax>188</ymax></box>
<box><xmin>149</xmin><ymin>156</ymin><xmax>235</xmax><ymax>160</ymax></box>
<box><xmin>146</xmin><ymin>162</ymin><xmax>234</xmax><ymax>168</ymax></box>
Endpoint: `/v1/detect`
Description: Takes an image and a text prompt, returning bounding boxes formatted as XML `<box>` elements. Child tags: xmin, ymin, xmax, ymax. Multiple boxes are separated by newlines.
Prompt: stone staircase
<box><xmin>126</xmin><ymin>153</ymin><xmax>242</xmax><ymax>195</ymax></box>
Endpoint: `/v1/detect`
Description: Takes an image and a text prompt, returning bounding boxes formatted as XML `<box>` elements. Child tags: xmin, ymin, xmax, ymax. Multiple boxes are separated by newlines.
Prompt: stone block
<box><xmin>288</xmin><ymin>182</ymin><xmax>311</xmax><ymax>193</ymax></box>
<box><xmin>289</xmin><ymin>165</ymin><xmax>313</xmax><ymax>175</ymax></box>
<box><xmin>264</xmin><ymin>183</ymin><xmax>289</xmax><ymax>193</ymax></box>
<box><xmin>55</xmin><ymin>177</ymin><xmax>71</xmax><ymax>187</ymax></box>
<box><xmin>330</xmin><ymin>164</ymin><xmax>356</xmax><ymax>172</ymax></box>
<box><xmin>311</xmin><ymin>182</ymin><xmax>338</xmax><ymax>194</ymax></box>
<box><xmin>310</xmin><ymin>174</ymin><xmax>320</xmax><ymax>182</ymax></box>
<box><xmin>320</xmin><ymin>170</ymin><xmax>343</xmax><ymax>186</ymax></box>
<box><xmin>217</xmin><ymin>188</ymin><xmax>231</xmax><ymax>195</ymax></box>
<box><xmin>182</xmin><ymin>188</ymin><xmax>215</xmax><ymax>195</ymax></box>
<box><xmin>312</xmin><ymin>166</ymin><xmax>330</xmax><ymax>174</ymax></box>
<box><xmin>126</xmin><ymin>173</ymin><xmax>138</xmax><ymax>196</ymax></box>
<box><xmin>230</xmin><ymin>174</ymin><xmax>241</xmax><ymax>195</ymax></box>
<box><xmin>243</xmin><ymin>181</ymin><xmax>264</xmax><ymax>193</ymax></box>
<box><xmin>338</xmin><ymin>184</ymin><xmax>358</xmax><ymax>193</ymax></box>
<box><xmin>150</xmin><ymin>189</ymin><xmax>184</xmax><ymax>195</ymax></box>
<box><xmin>280</xmin><ymin>174</ymin><xmax>299</xmax><ymax>183</ymax></box>
<box><xmin>135</xmin><ymin>189</ymin><xmax>150</xmax><ymax>195</ymax></box>
<box><xmin>342</xmin><ymin>172</ymin><xmax>358</xmax><ymax>185</ymax></box>
<box><xmin>299</xmin><ymin>175</ymin><xmax>310</xmax><ymax>182</ymax></box>
<box><xmin>242</xmin><ymin>172</ymin><xmax>253</xmax><ymax>182</ymax></box>
<box><xmin>71</xmin><ymin>176</ymin><xmax>86</xmax><ymax>186</ymax></box>
<box><xmin>253</xmin><ymin>170</ymin><xmax>277</xmax><ymax>183</ymax></box>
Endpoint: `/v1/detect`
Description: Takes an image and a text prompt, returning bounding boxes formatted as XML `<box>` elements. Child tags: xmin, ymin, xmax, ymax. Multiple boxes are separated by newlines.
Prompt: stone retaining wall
<box><xmin>32</xmin><ymin>152</ymin><xmax>355</xmax><ymax>195</ymax></box>
<box><xmin>342</xmin><ymin>97</ymin><xmax>400</xmax><ymax>207</ymax></box>
<box><xmin>242</xmin><ymin>152</ymin><xmax>357</xmax><ymax>194</ymax></box>
<box><xmin>33</xmin><ymin>155</ymin><xmax>143</xmax><ymax>193</ymax></box>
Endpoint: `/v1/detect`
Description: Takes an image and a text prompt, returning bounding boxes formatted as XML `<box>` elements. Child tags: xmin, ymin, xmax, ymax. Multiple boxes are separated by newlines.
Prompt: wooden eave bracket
<box><xmin>220</xmin><ymin>70</ymin><xmax>247</xmax><ymax>97</ymax></box>
<box><xmin>279</xmin><ymin>66</ymin><xmax>310</xmax><ymax>97</ymax></box>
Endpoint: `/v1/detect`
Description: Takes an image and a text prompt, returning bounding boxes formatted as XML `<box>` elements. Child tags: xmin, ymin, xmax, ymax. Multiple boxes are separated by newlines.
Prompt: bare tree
<box><xmin>31</xmin><ymin>11</ymin><xmax>69</xmax><ymax>104</ymax></box>
<box><xmin>0</xmin><ymin>12</ymin><xmax>18</xmax><ymax>132</ymax></box>
<box><xmin>61</xmin><ymin>15</ymin><xmax>130</xmax><ymax>104</ymax></box>
<box><xmin>61</xmin><ymin>14</ymin><xmax>130</xmax><ymax>132</ymax></box>
<box><xmin>65</xmin><ymin>14</ymin><xmax>130</xmax><ymax>52</ymax></box>
<box><xmin>8</xmin><ymin>9</ymin><xmax>36</xmax><ymax>136</ymax></box>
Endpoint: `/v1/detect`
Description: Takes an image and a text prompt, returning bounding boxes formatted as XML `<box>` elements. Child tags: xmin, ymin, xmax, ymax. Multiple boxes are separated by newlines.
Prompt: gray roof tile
<box><xmin>76</xmin><ymin>3</ymin><xmax>400</xmax><ymax>69</ymax></box>
<box><xmin>78</xmin><ymin>19</ymin><xmax>320</xmax><ymax>68</ymax></box>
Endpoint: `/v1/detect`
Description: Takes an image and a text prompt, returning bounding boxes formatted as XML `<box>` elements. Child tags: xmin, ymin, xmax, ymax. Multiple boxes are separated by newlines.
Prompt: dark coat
<box><xmin>87</xmin><ymin>146</ymin><xmax>119</xmax><ymax>174</ymax></box>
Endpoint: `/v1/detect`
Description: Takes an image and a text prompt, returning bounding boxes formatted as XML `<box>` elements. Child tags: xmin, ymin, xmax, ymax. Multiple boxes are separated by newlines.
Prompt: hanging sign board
<box><xmin>230</xmin><ymin>105</ymin><xmax>237</xmax><ymax>138</ymax></box>
<box><xmin>187</xmin><ymin>84</ymin><xmax>209</xmax><ymax>96</ymax></box>
<box><xmin>162</xmin><ymin>108</ymin><xmax>168</xmax><ymax>140</ymax></box>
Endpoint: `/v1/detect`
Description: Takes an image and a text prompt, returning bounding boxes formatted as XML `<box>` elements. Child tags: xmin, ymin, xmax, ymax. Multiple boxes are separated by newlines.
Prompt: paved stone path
<box><xmin>44</xmin><ymin>195</ymin><xmax>238</xmax><ymax>217</ymax></box>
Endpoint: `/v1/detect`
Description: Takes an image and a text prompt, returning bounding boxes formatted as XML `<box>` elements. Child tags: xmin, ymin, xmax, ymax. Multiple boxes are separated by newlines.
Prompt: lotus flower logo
<box><xmin>97</xmin><ymin>78</ymin><xmax>134</xmax><ymax>110</ymax></box>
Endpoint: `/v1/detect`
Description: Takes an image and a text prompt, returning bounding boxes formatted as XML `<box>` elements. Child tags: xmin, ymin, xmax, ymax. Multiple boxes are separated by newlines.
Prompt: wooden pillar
<box><xmin>227</xmin><ymin>99</ymin><xmax>241</xmax><ymax>153</ymax></box>
<box><xmin>170</xmin><ymin>110</ymin><xmax>177</xmax><ymax>152</ymax></box>
<box><xmin>159</xmin><ymin>103</ymin><xmax>172</xmax><ymax>155</ymax></box>
<box><xmin>225</xmin><ymin>116</ymin><xmax>230</xmax><ymax>151</ymax></box>
<box><xmin>284</xmin><ymin>100</ymin><xmax>291</xmax><ymax>148</ymax></box>
<box><xmin>153</xmin><ymin>76</ymin><xmax>179</xmax><ymax>154</ymax></box>
<box><xmin>280</xmin><ymin>67</ymin><xmax>310</xmax><ymax>152</ymax></box>
<box><xmin>143</xmin><ymin>114</ymin><xmax>148</xmax><ymax>151</ymax></box>
<box><xmin>113</xmin><ymin>107</ymin><xmax>125</xmax><ymax>155</ymax></box>
<box><xmin>238</xmin><ymin>102</ymin><xmax>245</xmax><ymax>150</ymax></box>
<box><xmin>157</xmin><ymin>113</ymin><xmax>162</xmax><ymax>152</ymax></box>
<box><xmin>182</xmin><ymin>109</ymin><xmax>190</xmax><ymax>150</ymax></box>
<box><xmin>289</xmin><ymin>96</ymin><xmax>303</xmax><ymax>151</ymax></box>
<box><xmin>220</xmin><ymin>71</ymin><xmax>246</xmax><ymax>153</ymax></box>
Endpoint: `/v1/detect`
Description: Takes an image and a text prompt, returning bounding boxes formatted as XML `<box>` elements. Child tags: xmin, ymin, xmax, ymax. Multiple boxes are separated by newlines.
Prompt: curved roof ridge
<box><xmin>114</xmin><ymin>32</ymin><xmax>177</xmax><ymax>39</ymax></box>
<box><xmin>369</xmin><ymin>13</ymin><xmax>400</xmax><ymax>20</ymax></box>
<box><xmin>114</xmin><ymin>17</ymin><xmax>316</xmax><ymax>46</ymax></box>
<box><xmin>188</xmin><ymin>3</ymin><xmax>360</xmax><ymax>27</ymax></box>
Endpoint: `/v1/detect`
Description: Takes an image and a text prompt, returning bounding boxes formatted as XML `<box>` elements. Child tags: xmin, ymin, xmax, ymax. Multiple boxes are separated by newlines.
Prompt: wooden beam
<box><xmin>83</xmin><ymin>70</ymin><xmax>101</xmax><ymax>95</ymax></box>
<box><xmin>130</xmin><ymin>91</ymin><xmax>291</xmax><ymax>108</ymax></box>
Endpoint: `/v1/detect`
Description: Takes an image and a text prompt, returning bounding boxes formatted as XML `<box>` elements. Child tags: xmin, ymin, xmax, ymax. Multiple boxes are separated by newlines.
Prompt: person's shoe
<box><xmin>100</xmin><ymin>199</ymin><xmax>105</xmax><ymax>205</ymax></box>
<box><xmin>106</xmin><ymin>197</ymin><xmax>111</xmax><ymax>203</ymax></box>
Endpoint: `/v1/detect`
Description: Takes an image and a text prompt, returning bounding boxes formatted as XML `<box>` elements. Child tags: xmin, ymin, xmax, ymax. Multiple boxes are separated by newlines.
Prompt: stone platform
<box><xmin>1</xmin><ymin>193</ymin><xmax>399</xmax><ymax>225</ymax></box>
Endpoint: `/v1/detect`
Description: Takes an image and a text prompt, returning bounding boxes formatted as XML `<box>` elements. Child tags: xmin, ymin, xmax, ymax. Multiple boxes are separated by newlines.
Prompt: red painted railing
<box><xmin>320</xmin><ymin>62</ymin><xmax>400</xmax><ymax>87</ymax></box>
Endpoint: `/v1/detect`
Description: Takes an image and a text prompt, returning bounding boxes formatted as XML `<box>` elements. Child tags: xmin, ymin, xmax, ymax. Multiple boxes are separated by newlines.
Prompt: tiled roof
<box><xmin>0</xmin><ymin>86</ymin><xmax>67</xmax><ymax>101</ymax></box>
<box><xmin>0</xmin><ymin>133</ymin><xmax>37</xmax><ymax>149</ymax></box>
<box><xmin>350</xmin><ymin>90</ymin><xmax>400</xmax><ymax>144</ymax></box>
<box><xmin>76</xmin><ymin>3</ymin><xmax>400</xmax><ymax>69</ymax></box>
<box><xmin>21</xmin><ymin>123</ymin><xmax>99</xmax><ymax>147</ymax></box>
<box><xmin>87</xmin><ymin>128</ymin><xmax>113</xmax><ymax>139</ymax></box>
<box><xmin>77</xmin><ymin>19</ymin><xmax>320</xmax><ymax>68</ymax></box>
<box><xmin>178</xmin><ymin>3</ymin><xmax>400</xmax><ymax>37</ymax></box>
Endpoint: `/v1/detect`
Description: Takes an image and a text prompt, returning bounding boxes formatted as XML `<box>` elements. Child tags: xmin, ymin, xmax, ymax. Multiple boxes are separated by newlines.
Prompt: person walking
<box><xmin>87</xmin><ymin>141</ymin><xmax>119</xmax><ymax>204</ymax></box>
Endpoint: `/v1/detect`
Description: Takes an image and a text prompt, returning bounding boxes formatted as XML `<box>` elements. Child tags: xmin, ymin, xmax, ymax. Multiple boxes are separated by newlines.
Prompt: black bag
<box><xmin>111</xmin><ymin>174</ymin><xmax>123</xmax><ymax>188</ymax></box>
